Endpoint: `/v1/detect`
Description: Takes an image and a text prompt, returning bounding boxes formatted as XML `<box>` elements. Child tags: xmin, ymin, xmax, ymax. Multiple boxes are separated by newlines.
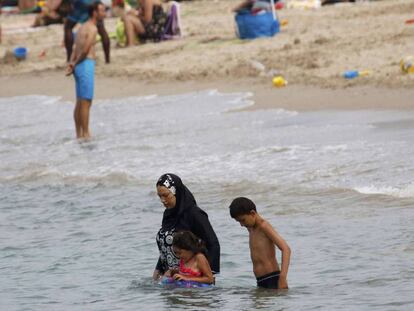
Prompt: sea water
<box><xmin>0</xmin><ymin>92</ymin><xmax>413</xmax><ymax>310</ymax></box>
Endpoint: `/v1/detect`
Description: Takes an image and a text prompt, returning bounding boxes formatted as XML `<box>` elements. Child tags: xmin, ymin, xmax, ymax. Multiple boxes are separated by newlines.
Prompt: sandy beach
<box><xmin>1</xmin><ymin>0</ymin><xmax>414</xmax><ymax>110</ymax></box>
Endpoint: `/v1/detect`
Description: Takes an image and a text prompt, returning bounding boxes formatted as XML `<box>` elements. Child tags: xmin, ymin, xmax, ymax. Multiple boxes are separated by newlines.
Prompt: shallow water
<box><xmin>1</xmin><ymin>92</ymin><xmax>413</xmax><ymax>310</ymax></box>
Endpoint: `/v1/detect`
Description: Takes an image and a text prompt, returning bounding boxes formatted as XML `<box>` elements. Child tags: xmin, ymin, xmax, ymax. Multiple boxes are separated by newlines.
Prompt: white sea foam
<box><xmin>1</xmin><ymin>94</ymin><xmax>414</xmax><ymax>193</ymax></box>
<box><xmin>322</xmin><ymin>144</ymin><xmax>348</xmax><ymax>152</ymax></box>
<box><xmin>354</xmin><ymin>184</ymin><xmax>414</xmax><ymax>198</ymax></box>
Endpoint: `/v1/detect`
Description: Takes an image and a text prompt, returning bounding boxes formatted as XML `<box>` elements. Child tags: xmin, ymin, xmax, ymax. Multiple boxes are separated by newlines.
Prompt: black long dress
<box><xmin>155</xmin><ymin>174</ymin><xmax>221</xmax><ymax>274</ymax></box>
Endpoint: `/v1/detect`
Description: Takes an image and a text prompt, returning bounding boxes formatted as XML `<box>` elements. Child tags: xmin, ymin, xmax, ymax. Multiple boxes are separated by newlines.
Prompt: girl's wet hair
<box><xmin>173</xmin><ymin>231</ymin><xmax>207</xmax><ymax>255</ymax></box>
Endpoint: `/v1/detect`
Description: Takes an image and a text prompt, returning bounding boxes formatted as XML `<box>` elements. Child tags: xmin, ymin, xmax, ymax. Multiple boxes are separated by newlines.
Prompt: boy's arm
<box><xmin>262</xmin><ymin>221</ymin><xmax>291</xmax><ymax>289</ymax></box>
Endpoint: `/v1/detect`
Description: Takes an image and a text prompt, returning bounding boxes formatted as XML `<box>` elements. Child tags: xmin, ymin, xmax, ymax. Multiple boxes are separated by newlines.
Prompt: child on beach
<box><xmin>229</xmin><ymin>197</ymin><xmax>291</xmax><ymax>289</ymax></box>
<box><xmin>166</xmin><ymin>231</ymin><xmax>214</xmax><ymax>285</ymax></box>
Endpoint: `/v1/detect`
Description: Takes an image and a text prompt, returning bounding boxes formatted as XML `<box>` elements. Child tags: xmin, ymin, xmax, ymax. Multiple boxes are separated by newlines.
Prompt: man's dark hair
<box><xmin>88</xmin><ymin>1</ymin><xmax>102</xmax><ymax>17</ymax></box>
<box><xmin>229</xmin><ymin>197</ymin><xmax>256</xmax><ymax>218</ymax></box>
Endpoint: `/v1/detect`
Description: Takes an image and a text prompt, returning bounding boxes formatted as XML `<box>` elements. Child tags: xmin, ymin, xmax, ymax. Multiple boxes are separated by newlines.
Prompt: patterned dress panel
<box><xmin>156</xmin><ymin>228</ymin><xmax>179</xmax><ymax>272</ymax></box>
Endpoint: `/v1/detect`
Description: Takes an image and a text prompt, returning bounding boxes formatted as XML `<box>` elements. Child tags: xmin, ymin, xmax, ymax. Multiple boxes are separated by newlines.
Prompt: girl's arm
<box><xmin>174</xmin><ymin>254</ymin><xmax>214</xmax><ymax>284</ymax></box>
<box><xmin>262</xmin><ymin>221</ymin><xmax>291</xmax><ymax>289</ymax></box>
<box><xmin>164</xmin><ymin>268</ymin><xmax>179</xmax><ymax>277</ymax></box>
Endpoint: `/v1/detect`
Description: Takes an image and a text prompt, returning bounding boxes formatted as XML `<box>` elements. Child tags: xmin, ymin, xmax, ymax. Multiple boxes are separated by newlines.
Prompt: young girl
<box><xmin>168</xmin><ymin>231</ymin><xmax>214</xmax><ymax>285</ymax></box>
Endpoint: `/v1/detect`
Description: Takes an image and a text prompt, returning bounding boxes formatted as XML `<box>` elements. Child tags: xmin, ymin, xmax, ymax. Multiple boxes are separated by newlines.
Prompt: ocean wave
<box><xmin>97</xmin><ymin>95</ymin><xmax>158</xmax><ymax>106</ymax></box>
<box><xmin>322</xmin><ymin>144</ymin><xmax>348</xmax><ymax>153</ymax></box>
<box><xmin>353</xmin><ymin>184</ymin><xmax>414</xmax><ymax>198</ymax></box>
<box><xmin>0</xmin><ymin>95</ymin><xmax>62</xmax><ymax>105</ymax></box>
<box><xmin>1</xmin><ymin>169</ymin><xmax>141</xmax><ymax>186</ymax></box>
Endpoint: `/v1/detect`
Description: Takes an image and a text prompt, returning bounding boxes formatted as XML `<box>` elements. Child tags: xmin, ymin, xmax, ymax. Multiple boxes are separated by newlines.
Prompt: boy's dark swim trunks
<box><xmin>256</xmin><ymin>271</ymin><xmax>280</xmax><ymax>289</ymax></box>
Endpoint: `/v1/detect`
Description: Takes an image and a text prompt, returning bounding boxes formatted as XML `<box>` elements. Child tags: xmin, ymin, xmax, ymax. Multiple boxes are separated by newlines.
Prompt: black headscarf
<box><xmin>156</xmin><ymin>173</ymin><xmax>197</xmax><ymax>230</ymax></box>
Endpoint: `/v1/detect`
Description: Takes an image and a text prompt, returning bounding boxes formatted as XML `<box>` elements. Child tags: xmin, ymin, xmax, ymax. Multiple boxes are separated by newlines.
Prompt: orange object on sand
<box><xmin>405</xmin><ymin>19</ymin><xmax>414</xmax><ymax>24</ymax></box>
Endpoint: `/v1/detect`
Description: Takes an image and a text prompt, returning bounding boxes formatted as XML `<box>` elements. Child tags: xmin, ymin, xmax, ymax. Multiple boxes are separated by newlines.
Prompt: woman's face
<box><xmin>157</xmin><ymin>185</ymin><xmax>176</xmax><ymax>209</ymax></box>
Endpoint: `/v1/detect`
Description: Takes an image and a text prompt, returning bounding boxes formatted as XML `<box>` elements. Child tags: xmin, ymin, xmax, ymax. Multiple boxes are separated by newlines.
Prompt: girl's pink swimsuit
<box><xmin>179</xmin><ymin>259</ymin><xmax>202</xmax><ymax>277</ymax></box>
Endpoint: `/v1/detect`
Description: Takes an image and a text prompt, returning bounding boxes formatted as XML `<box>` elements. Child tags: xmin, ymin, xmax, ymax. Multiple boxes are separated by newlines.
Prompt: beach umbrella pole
<box><xmin>270</xmin><ymin>0</ymin><xmax>278</xmax><ymax>21</ymax></box>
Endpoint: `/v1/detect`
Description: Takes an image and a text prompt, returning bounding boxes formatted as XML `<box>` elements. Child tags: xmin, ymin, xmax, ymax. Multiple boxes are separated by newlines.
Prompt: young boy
<box><xmin>229</xmin><ymin>197</ymin><xmax>291</xmax><ymax>289</ymax></box>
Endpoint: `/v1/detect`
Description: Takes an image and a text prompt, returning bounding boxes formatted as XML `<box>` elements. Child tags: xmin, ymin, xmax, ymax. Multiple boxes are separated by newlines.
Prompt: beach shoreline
<box><xmin>1</xmin><ymin>0</ymin><xmax>414</xmax><ymax>110</ymax></box>
<box><xmin>1</xmin><ymin>71</ymin><xmax>414</xmax><ymax>111</ymax></box>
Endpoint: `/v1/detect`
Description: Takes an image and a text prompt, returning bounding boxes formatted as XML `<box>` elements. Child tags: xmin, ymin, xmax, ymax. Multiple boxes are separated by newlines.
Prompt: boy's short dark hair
<box><xmin>229</xmin><ymin>197</ymin><xmax>256</xmax><ymax>218</ymax></box>
<box><xmin>88</xmin><ymin>1</ymin><xmax>102</xmax><ymax>17</ymax></box>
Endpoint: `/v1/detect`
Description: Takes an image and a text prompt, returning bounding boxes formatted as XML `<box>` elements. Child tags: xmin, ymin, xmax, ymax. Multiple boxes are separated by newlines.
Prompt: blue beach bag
<box><xmin>235</xmin><ymin>11</ymin><xmax>280</xmax><ymax>39</ymax></box>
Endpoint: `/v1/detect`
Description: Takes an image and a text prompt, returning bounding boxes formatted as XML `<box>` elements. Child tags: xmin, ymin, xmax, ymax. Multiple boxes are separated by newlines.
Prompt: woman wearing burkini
<box><xmin>153</xmin><ymin>173</ymin><xmax>220</xmax><ymax>280</ymax></box>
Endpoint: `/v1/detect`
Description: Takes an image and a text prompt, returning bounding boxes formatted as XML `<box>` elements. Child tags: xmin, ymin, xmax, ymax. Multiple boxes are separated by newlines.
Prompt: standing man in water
<box><xmin>64</xmin><ymin>0</ymin><xmax>110</xmax><ymax>64</ymax></box>
<box><xmin>66</xmin><ymin>1</ymin><xmax>106</xmax><ymax>139</ymax></box>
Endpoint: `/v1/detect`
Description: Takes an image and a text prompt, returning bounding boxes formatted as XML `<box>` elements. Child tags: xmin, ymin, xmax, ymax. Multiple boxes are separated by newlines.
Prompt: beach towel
<box><xmin>162</xmin><ymin>1</ymin><xmax>182</xmax><ymax>40</ymax></box>
<box><xmin>286</xmin><ymin>0</ymin><xmax>321</xmax><ymax>9</ymax></box>
<box><xmin>235</xmin><ymin>10</ymin><xmax>280</xmax><ymax>40</ymax></box>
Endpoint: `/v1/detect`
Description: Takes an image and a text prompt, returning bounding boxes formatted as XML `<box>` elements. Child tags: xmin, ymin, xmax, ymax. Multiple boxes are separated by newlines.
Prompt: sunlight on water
<box><xmin>1</xmin><ymin>93</ymin><xmax>413</xmax><ymax>310</ymax></box>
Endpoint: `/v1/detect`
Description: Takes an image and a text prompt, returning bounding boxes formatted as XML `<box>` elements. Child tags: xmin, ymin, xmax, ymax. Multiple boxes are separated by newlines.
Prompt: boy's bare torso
<box><xmin>73</xmin><ymin>21</ymin><xmax>97</xmax><ymax>60</ymax></box>
<box><xmin>248</xmin><ymin>219</ymin><xmax>279</xmax><ymax>277</ymax></box>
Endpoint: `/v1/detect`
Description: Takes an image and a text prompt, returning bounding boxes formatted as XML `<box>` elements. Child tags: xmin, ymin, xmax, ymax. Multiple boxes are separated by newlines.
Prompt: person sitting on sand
<box><xmin>32</xmin><ymin>0</ymin><xmax>71</xmax><ymax>27</ymax></box>
<box><xmin>122</xmin><ymin>0</ymin><xmax>167</xmax><ymax>45</ymax></box>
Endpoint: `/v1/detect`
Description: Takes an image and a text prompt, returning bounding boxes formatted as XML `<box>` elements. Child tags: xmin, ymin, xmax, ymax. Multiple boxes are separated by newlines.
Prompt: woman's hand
<box><xmin>173</xmin><ymin>273</ymin><xmax>188</xmax><ymax>281</ymax></box>
<box><xmin>152</xmin><ymin>269</ymin><xmax>161</xmax><ymax>281</ymax></box>
<box><xmin>164</xmin><ymin>270</ymin><xmax>172</xmax><ymax>277</ymax></box>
